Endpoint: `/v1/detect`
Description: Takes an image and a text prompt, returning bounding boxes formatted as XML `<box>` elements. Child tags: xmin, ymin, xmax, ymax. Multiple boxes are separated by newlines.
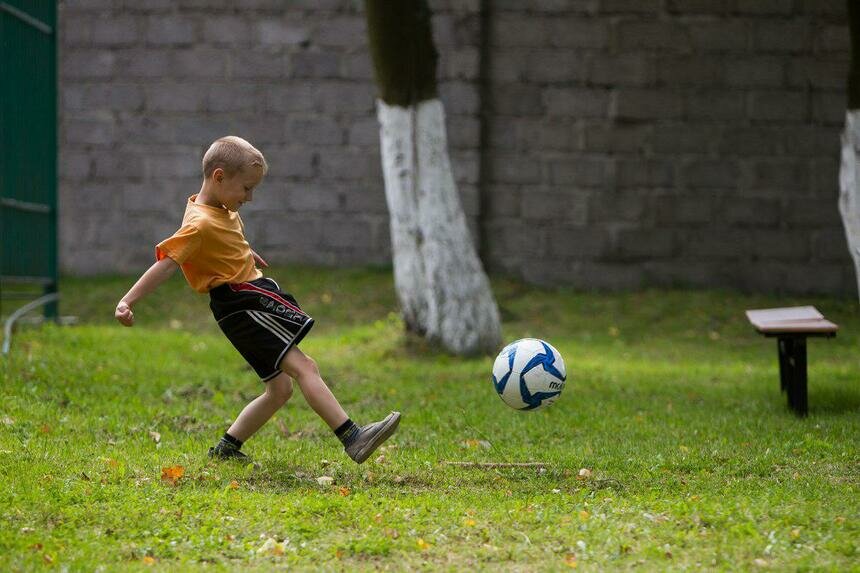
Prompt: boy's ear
<box><xmin>212</xmin><ymin>167</ymin><xmax>224</xmax><ymax>183</ymax></box>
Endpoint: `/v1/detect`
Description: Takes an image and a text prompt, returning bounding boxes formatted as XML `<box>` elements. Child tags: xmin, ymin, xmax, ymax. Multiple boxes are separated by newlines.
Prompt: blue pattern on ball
<box><xmin>517</xmin><ymin>341</ymin><xmax>565</xmax><ymax>410</ymax></box>
<box><xmin>492</xmin><ymin>343</ymin><xmax>517</xmax><ymax>394</ymax></box>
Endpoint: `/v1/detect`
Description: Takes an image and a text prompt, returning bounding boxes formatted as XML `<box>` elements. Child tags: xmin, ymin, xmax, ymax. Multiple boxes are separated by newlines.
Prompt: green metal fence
<box><xmin>0</xmin><ymin>0</ymin><xmax>58</xmax><ymax>322</ymax></box>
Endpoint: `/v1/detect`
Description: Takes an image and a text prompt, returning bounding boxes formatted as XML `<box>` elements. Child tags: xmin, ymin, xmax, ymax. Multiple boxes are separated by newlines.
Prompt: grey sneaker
<box><xmin>344</xmin><ymin>411</ymin><xmax>401</xmax><ymax>464</ymax></box>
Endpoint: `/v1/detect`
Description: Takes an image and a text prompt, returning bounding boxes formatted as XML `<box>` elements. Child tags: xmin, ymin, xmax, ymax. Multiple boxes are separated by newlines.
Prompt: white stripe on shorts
<box><xmin>250</xmin><ymin>311</ymin><xmax>295</xmax><ymax>344</ymax></box>
<box><xmin>246</xmin><ymin>311</ymin><xmax>294</xmax><ymax>345</ymax></box>
<box><xmin>254</xmin><ymin>311</ymin><xmax>296</xmax><ymax>342</ymax></box>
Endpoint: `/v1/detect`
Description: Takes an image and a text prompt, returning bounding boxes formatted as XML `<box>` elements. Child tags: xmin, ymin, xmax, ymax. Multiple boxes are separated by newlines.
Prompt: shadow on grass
<box><xmin>807</xmin><ymin>388</ymin><xmax>860</xmax><ymax>415</ymax></box>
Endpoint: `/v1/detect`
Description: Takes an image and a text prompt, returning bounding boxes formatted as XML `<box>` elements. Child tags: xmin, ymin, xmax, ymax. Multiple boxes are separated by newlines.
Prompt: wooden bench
<box><xmin>745</xmin><ymin>306</ymin><xmax>838</xmax><ymax>417</ymax></box>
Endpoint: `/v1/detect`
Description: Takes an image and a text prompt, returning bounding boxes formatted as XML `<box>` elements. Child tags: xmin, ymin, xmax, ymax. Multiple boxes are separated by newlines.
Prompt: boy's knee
<box><xmin>302</xmin><ymin>355</ymin><xmax>319</xmax><ymax>375</ymax></box>
<box><xmin>282</xmin><ymin>352</ymin><xmax>318</xmax><ymax>379</ymax></box>
<box><xmin>267</xmin><ymin>376</ymin><xmax>293</xmax><ymax>406</ymax></box>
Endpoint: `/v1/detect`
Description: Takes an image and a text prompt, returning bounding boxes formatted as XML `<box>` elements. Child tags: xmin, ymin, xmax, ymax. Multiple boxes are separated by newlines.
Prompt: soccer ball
<box><xmin>492</xmin><ymin>338</ymin><xmax>566</xmax><ymax>411</ymax></box>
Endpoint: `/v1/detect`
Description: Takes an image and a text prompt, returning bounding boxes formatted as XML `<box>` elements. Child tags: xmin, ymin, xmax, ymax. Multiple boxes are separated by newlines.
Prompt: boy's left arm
<box><xmin>251</xmin><ymin>249</ymin><xmax>268</xmax><ymax>268</ymax></box>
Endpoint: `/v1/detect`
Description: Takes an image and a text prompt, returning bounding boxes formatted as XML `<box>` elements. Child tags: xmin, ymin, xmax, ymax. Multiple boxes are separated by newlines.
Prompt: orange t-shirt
<box><xmin>156</xmin><ymin>194</ymin><xmax>262</xmax><ymax>293</ymax></box>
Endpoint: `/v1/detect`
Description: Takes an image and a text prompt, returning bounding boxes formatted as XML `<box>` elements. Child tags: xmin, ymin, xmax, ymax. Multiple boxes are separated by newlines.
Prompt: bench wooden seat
<box><xmin>745</xmin><ymin>306</ymin><xmax>838</xmax><ymax>416</ymax></box>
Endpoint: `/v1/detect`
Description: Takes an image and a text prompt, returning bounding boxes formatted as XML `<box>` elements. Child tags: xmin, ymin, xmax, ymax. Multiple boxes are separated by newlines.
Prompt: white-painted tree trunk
<box><xmin>377</xmin><ymin>98</ymin><xmax>501</xmax><ymax>355</ymax></box>
<box><xmin>839</xmin><ymin>110</ymin><xmax>860</xmax><ymax>301</ymax></box>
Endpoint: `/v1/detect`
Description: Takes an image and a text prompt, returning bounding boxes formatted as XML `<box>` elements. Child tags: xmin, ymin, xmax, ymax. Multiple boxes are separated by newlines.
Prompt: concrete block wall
<box><xmin>58</xmin><ymin>0</ymin><xmax>854</xmax><ymax>295</ymax></box>
<box><xmin>58</xmin><ymin>0</ymin><xmax>482</xmax><ymax>274</ymax></box>
<box><xmin>479</xmin><ymin>0</ymin><xmax>853</xmax><ymax>294</ymax></box>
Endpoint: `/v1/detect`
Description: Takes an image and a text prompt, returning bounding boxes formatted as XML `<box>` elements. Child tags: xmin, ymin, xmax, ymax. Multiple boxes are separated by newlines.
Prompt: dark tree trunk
<box><xmin>849</xmin><ymin>0</ymin><xmax>860</xmax><ymax>109</ymax></box>
<box><xmin>365</xmin><ymin>0</ymin><xmax>438</xmax><ymax>106</ymax></box>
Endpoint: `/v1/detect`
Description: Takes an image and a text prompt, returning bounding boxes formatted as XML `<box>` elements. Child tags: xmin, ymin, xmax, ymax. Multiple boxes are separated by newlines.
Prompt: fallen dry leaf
<box><xmin>149</xmin><ymin>431</ymin><xmax>161</xmax><ymax>444</ymax></box>
<box><xmin>288</xmin><ymin>430</ymin><xmax>307</xmax><ymax>441</ymax></box>
<box><xmin>1</xmin><ymin>416</ymin><xmax>14</xmax><ymax>425</ymax></box>
<box><xmin>577</xmin><ymin>468</ymin><xmax>592</xmax><ymax>479</ymax></box>
<box><xmin>142</xmin><ymin>556</ymin><xmax>156</xmax><ymax>565</ymax></box>
<box><xmin>161</xmin><ymin>465</ymin><xmax>185</xmax><ymax>486</ymax></box>
<box><xmin>316</xmin><ymin>476</ymin><xmax>334</xmax><ymax>486</ymax></box>
<box><xmin>460</xmin><ymin>439</ymin><xmax>491</xmax><ymax>449</ymax></box>
<box><xmin>256</xmin><ymin>537</ymin><xmax>286</xmax><ymax>556</ymax></box>
<box><xmin>228</xmin><ymin>480</ymin><xmax>239</xmax><ymax>490</ymax></box>
<box><xmin>275</xmin><ymin>418</ymin><xmax>290</xmax><ymax>438</ymax></box>
<box><xmin>579</xmin><ymin>510</ymin><xmax>590</xmax><ymax>521</ymax></box>
<box><xmin>338</xmin><ymin>486</ymin><xmax>351</xmax><ymax>497</ymax></box>
<box><xmin>375</xmin><ymin>454</ymin><xmax>386</xmax><ymax>464</ymax></box>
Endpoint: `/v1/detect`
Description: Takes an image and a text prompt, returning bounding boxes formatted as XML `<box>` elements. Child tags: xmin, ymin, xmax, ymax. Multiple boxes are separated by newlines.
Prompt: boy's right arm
<box><xmin>115</xmin><ymin>257</ymin><xmax>179</xmax><ymax>326</ymax></box>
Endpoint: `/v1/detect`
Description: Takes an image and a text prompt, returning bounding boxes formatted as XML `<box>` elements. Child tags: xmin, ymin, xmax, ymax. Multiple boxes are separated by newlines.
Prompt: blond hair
<box><xmin>202</xmin><ymin>136</ymin><xmax>268</xmax><ymax>179</ymax></box>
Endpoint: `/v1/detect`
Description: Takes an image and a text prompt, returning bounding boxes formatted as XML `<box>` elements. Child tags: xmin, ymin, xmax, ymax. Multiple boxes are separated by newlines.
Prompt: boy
<box><xmin>115</xmin><ymin>136</ymin><xmax>400</xmax><ymax>464</ymax></box>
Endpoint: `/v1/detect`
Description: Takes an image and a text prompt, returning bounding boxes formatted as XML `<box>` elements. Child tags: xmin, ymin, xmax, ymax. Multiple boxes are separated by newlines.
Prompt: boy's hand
<box><xmin>115</xmin><ymin>301</ymin><xmax>135</xmax><ymax>326</ymax></box>
<box><xmin>252</xmin><ymin>250</ymin><xmax>269</xmax><ymax>268</ymax></box>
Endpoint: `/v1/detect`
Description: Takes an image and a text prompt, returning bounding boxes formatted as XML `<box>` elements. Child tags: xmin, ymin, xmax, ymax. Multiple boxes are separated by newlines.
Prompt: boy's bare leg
<box><xmin>279</xmin><ymin>346</ymin><xmax>400</xmax><ymax>464</ymax></box>
<box><xmin>279</xmin><ymin>346</ymin><xmax>348</xmax><ymax>430</ymax></box>
<box><xmin>226</xmin><ymin>374</ymin><xmax>293</xmax><ymax>442</ymax></box>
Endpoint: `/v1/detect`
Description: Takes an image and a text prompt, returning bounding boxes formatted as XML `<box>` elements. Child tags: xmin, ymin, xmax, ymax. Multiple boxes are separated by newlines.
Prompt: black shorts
<box><xmin>209</xmin><ymin>277</ymin><xmax>314</xmax><ymax>381</ymax></box>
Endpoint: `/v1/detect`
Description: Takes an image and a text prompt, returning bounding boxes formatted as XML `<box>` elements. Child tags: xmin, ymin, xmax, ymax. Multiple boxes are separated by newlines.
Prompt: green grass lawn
<box><xmin>1</xmin><ymin>267</ymin><xmax>858</xmax><ymax>571</ymax></box>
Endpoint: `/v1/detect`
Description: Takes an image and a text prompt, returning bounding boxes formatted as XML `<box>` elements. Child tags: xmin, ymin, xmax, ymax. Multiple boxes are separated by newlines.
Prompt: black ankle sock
<box><xmin>334</xmin><ymin>419</ymin><xmax>360</xmax><ymax>447</ymax></box>
<box><xmin>220</xmin><ymin>432</ymin><xmax>243</xmax><ymax>449</ymax></box>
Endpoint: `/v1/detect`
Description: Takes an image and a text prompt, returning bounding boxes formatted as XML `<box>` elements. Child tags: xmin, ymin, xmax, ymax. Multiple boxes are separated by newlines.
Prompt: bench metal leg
<box><xmin>777</xmin><ymin>338</ymin><xmax>789</xmax><ymax>393</ymax></box>
<box><xmin>777</xmin><ymin>336</ymin><xmax>808</xmax><ymax>417</ymax></box>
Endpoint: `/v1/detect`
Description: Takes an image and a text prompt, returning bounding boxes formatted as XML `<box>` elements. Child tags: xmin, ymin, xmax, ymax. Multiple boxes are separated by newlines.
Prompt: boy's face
<box><xmin>214</xmin><ymin>166</ymin><xmax>264</xmax><ymax>212</ymax></box>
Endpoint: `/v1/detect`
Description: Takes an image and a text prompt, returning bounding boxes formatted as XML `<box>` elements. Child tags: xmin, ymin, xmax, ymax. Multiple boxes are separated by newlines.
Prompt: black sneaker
<box><xmin>208</xmin><ymin>445</ymin><xmax>252</xmax><ymax>463</ymax></box>
<box><xmin>344</xmin><ymin>411</ymin><xmax>401</xmax><ymax>464</ymax></box>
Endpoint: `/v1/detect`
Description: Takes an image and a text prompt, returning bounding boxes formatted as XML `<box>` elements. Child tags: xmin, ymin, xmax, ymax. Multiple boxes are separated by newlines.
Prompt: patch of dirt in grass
<box><xmin>168</xmin><ymin>415</ymin><xmax>217</xmax><ymax>433</ymax></box>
